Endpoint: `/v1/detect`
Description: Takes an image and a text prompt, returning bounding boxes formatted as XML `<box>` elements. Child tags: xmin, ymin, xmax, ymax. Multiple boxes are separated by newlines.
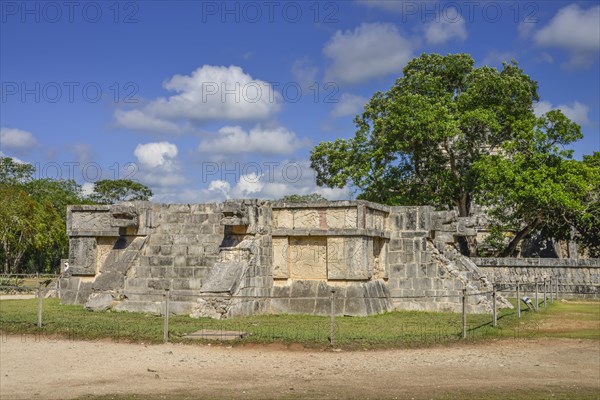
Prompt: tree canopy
<box><xmin>278</xmin><ymin>193</ymin><xmax>328</xmax><ymax>203</ymax></box>
<box><xmin>310</xmin><ymin>53</ymin><xmax>596</xmax><ymax>256</ymax></box>
<box><xmin>89</xmin><ymin>179</ymin><xmax>153</xmax><ymax>204</ymax></box>
<box><xmin>0</xmin><ymin>157</ymin><xmax>153</xmax><ymax>273</ymax></box>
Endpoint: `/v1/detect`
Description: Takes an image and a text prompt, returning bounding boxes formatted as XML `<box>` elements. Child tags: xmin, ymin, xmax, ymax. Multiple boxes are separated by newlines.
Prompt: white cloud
<box><xmin>207</xmin><ymin>160</ymin><xmax>350</xmax><ymax>201</ymax></box>
<box><xmin>0</xmin><ymin>128</ymin><xmax>38</xmax><ymax>152</ymax></box>
<box><xmin>81</xmin><ymin>182</ymin><xmax>95</xmax><ymax>196</ymax></box>
<box><xmin>533</xmin><ymin>5</ymin><xmax>600</xmax><ymax>68</ymax></box>
<box><xmin>116</xmin><ymin>65</ymin><xmax>281</xmax><ymax>133</ymax></box>
<box><xmin>144</xmin><ymin>160</ymin><xmax>351</xmax><ymax>203</ymax></box>
<box><xmin>198</xmin><ymin>125</ymin><xmax>310</xmax><ymax>156</ymax></box>
<box><xmin>423</xmin><ymin>15</ymin><xmax>467</xmax><ymax>45</ymax></box>
<box><xmin>331</xmin><ymin>93</ymin><xmax>367</xmax><ymax>118</ymax></box>
<box><xmin>115</xmin><ymin>110</ymin><xmax>182</xmax><ymax>134</ymax></box>
<box><xmin>134</xmin><ymin>142</ymin><xmax>178</xmax><ymax>169</ymax></box>
<box><xmin>323</xmin><ymin>23</ymin><xmax>414</xmax><ymax>85</ymax></box>
<box><xmin>534</xmin><ymin>100</ymin><xmax>591</xmax><ymax>126</ymax></box>
<box><xmin>133</xmin><ymin>142</ymin><xmax>185</xmax><ymax>188</ymax></box>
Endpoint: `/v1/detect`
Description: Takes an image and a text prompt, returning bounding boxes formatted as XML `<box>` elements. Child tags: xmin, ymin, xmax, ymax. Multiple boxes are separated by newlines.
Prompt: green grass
<box><xmin>0</xmin><ymin>298</ymin><xmax>598</xmax><ymax>349</ymax></box>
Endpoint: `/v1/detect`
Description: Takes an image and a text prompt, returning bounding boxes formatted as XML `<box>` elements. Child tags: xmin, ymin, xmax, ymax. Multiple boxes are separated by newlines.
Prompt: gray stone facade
<box><xmin>60</xmin><ymin>200</ymin><xmax>597</xmax><ymax>319</ymax></box>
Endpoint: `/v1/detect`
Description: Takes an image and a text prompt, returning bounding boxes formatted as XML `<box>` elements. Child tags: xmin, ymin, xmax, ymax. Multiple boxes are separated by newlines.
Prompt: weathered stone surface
<box><xmin>92</xmin><ymin>271</ymin><xmax>125</xmax><ymax>291</ymax></box>
<box><xmin>69</xmin><ymin>237</ymin><xmax>97</xmax><ymax>275</ymax></box>
<box><xmin>200</xmin><ymin>261</ymin><xmax>246</xmax><ymax>294</ymax></box>
<box><xmin>288</xmin><ymin>237</ymin><xmax>327</xmax><ymax>280</ymax></box>
<box><xmin>61</xmin><ymin>200</ymin><xmax>598</xmax><ymax>318</ymax></box>
<box><xmin>85</xmin><ymin>293</ymin><xmax>113</xmax><ymax>311</ymax></box>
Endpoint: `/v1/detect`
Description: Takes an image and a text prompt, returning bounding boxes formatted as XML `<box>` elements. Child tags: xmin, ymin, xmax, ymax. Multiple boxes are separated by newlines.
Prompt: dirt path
<box><xmin>0</xmin><ymin>336</ymin><xmax>598</xmax><ymax>399</ymax></box>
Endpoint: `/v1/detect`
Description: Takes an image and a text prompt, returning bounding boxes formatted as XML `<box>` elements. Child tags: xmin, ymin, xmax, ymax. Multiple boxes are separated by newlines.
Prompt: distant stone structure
<box><xmin>60</xmin><ymin>200</ymin><xmax>598</xmax><ymax>318</ymax></box>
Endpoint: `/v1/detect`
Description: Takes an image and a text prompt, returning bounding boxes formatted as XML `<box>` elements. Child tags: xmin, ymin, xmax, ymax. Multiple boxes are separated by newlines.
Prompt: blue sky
<box><xmin>1</xmin><ymin>0</ymin><xmax>599</xmax><ymax>203</ymax></box>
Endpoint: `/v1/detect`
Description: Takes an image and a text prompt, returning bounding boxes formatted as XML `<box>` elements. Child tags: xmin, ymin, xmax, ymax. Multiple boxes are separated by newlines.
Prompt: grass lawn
<box><xmin>0</xmin><ymin>297</ymin><xmax>598</xmax><ymax>348</ymax></box>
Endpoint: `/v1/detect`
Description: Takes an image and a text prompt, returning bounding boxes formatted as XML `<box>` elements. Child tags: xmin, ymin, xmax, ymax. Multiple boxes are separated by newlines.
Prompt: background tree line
<box><xmin>0</xmin><ymin>157</ymin><xmax>152</xmax><ymax>274</ymax></box>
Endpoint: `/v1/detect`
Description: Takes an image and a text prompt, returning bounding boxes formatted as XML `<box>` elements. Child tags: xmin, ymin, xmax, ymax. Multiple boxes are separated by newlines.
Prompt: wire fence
<box><xmin>1</xmin><ymin>275</ymin><xmax>598</xmax><ymax>345</ymax></box>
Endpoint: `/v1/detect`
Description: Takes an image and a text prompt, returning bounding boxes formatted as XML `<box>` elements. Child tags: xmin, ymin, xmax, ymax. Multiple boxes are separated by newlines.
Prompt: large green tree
<box><xmin>0</xmin><ymin>157</ymin><xmax>86</xmax><ymax>273</ymax></box>
<box><xmin>89</xmin><ymin>179</ymin><xmax>153</xmax><ymax>204</ymax></box>
<box><xmin>310</xmin><ymin>53</ymin><xmax>593</xmax><ymax>256</ymax></box>
<box><xmin>311</xmin><ymin>53</ymin><xmax>538</xmax><ymax>217</ymax></box>
<box><xmin>474</xmin><ymin>111</ymin><xmax>597</xmax><ymax>256</ymax></box>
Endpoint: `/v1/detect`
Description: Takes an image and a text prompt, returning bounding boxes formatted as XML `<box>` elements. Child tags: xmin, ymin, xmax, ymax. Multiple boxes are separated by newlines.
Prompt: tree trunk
<box><xmin>499</xmin><ymin>219</ymin><xmax>540</xmax><ymax>257</ymax></box>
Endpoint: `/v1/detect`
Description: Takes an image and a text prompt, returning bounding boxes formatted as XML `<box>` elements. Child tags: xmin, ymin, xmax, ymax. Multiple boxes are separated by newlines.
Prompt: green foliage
<box><xmin>0</xmin><ymin>157</ymin><xmax>34</xmax><ymax>184</ymax></box>
<box><xmin>278</xmin><ymin>193</ymin><xmax>327</xmax><ymax>203</ymax></box>
<box><xmin>474</xmin><ymin>112</ymin><xmax>597</xmax><ymax>256</ymax></box>
<box><xmin>311</xmin><ymin>53</ymin><xmax>539</xmax><ymax>217</ymax></box>
<box><xmin>89</xmin><ymin>179</ymin><xmax>153</xmax><ymax>204</ymax></box>
<box><xmin>0</xmin><ymin>158</ymin><xmax>87</xmax><ymax>273</ymax></box>
<box><xmin>311</xmin><ymin>53</ymin><xmax>595</xmax><ymax>256</ymax></box>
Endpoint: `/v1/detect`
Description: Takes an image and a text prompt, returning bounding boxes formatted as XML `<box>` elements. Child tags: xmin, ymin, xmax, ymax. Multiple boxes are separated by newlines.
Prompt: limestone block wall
<box><xmin>61</xmin><ymin>199</ymin><xmax>596</xmax><ymax>318</ymax></box>
<box><xmin>472</xmin><ymin>258</ymin><xmax>600</xmax><ymax>298</ymax></box>
<box><xmin>386</xmin><ymin>207</ymin><xmax>501</xmax><ymax>313</ymax></box>
<box><xmin>269</xmin><ymin>201</ymin><xmax>392</xmax><ymax>316</ymax></box>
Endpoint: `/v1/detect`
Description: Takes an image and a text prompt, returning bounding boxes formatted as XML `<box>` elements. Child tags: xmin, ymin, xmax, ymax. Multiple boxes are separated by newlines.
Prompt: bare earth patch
<box><xmin>0</xmin><ymin>336</ymin><xmax>598</xmax><ymax>399</ymax></box>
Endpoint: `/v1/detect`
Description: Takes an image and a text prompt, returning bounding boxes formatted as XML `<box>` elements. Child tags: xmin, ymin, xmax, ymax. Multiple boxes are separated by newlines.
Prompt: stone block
<box><xmin>288</xmin><ymin>298</ymin><xmax>316</xmax><ymax>314</ymax></box>
<box><xmin>92</xmin><ymin>271</ymin><xmax>125</xmax><ymax>291</ymax></box>
<box><xmin>85</xmin><ymin>293</ymin><xmax>113</xmax><ymax>311</ymax></box>
<box><xmin>200</xmin><ymin>261</ymin><xmax>246</xmax><ymax>294</ymax></box>
<box><xmin>69</xmin><ymin>237</ymin><xmax>97</xmax><ymax>275</ymax></box>
<box><xmin>272</xmin><ymin>237</ymin><xmax>289</xmax><ymax>279</ymax></box>
<box><xmin>75</xmin><ymin>281</ymin><xmax>93</xmax><ymax>305</ymax></box>
<box><xmin>114</xmin><ymin>300</ymin><xmax>162</xmax><ymax>315</ymax></box>
<box><xmin>326</xmin><ymin>207</ymin><xmax>357</xmax><ymax>229</ymax></box>
<box><xmin>290</xmin><ymin>280</ymin><xmax>317</xmax><ymax>298</ymax></box>
<box><xmin>288</xmin><ymin>237</ymin><xmax>327</xmax><ymax>280</ymax></box>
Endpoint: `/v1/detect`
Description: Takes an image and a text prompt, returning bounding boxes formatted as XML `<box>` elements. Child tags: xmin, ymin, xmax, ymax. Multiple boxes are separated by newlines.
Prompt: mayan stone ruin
<box><xmin>60</xmin><ymin>200</ymin><xmax>599</xmax><ymax>318</ymax></box>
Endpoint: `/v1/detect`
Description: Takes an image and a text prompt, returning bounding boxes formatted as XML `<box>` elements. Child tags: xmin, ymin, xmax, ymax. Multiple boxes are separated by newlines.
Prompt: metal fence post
<box><xmin>330</xmin><ymin>289</ymin><xmax>336</xmax><ymax>346</ymax></box>
<box><xmin>534</xmin><ymin>279</ymin><xmax>539</xmax><ymax>312</ymax></box>
<box><xmin>543</xmin><ymin>279</ymin><xmax>547</xmax><ymax>309</ymax></box>
<box><xmin>556</xmin><ymin>276</ymin><xmax>559</xmax><ymax>300</ymax></box>
<box><xmin>516</xmin><ymin>280</ymin><xmax>521</xmax><ymax>319</ymax></box>
<box><xmin>163</xmin><ymin>289</ymin><xmax>170</xmax><ymax>343</ymax></box>
<box><xmin>37</xmin><ymin>284</ymin><xmax>43</xmax><ymax>328</ymax></box>
<box><xmin>492</xmin><ymin>284</ymin><xmax>497</xmax><ymax>327</ymax></box>
<box><xmin>462</xmin><ymin>288</ymin><xmax>467</xmax><ymax>339</ymax></box>
<box><xmin>550</xmin><ymin>276</ymin><xmax>554</xmax><ymax>303</ymax></box>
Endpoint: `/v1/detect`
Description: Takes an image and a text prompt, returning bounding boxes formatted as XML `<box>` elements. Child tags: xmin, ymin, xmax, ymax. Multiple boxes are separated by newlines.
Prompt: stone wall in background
<box><xmin>472</xmin><ymin>258</ymin><xmax>600</xmax><ymax>298</ymax></box>
<box><xmin>60</xmin><ymin>200</ymin><xmax>597</xmax><ymax>319</ymax></box>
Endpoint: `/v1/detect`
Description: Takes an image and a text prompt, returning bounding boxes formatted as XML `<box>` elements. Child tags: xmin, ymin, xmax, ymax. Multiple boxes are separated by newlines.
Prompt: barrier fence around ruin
<box><xmin>2</xmin><ymin>276</ymin><xmax>597</xmax><ymax>346</ymax></box>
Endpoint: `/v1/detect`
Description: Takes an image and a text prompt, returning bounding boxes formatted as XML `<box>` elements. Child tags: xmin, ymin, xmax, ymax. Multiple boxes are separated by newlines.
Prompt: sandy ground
<box><xmin>0</xmin><ymin>337</ymin><xmax>598</xmax><ymax>400</ymax></box>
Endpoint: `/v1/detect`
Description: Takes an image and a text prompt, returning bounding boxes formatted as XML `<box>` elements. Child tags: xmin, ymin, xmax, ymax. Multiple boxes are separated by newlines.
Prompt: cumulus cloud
<box><xmin>144</xmin><ymin>160</ymin><xmax>351</xmax><ymax>203</ymax></box>
<box><xmin>133</xmin><ymin>141</ymin><xmax>185</xmax><ymax>188</ymax></box>
<box><xmin>331</xmin><ymin>93</ymin><xmax>367</xmax><ymax>118</ymax></box>
<box><xmin>115</xmin><ymin>110</ymin><xmax>182</xmax><ymax>134</ymax></box>
<box><xmin>533</xmin><ymin>5</ymin><xmax>600</xmax><ymax>68</ymax></box>
<box><xmin>323</xmin><ymin>23</ymin><xmax>414</xmax><ymax>85</ymax></box>
<box><xmin>0</xmin><ymin>128</ymin><xmax>38</xmax><ymax>153</ymax></box>
<box><xmin>116</xmin><ymin>65</ymin><xmax>281</xmax><ymax>133</ymax></box>
<box><xmin>204</xmin><ymin>160</ymin><xmax>351</xmax><ymax>201</ymax></box>
<box><xmin>197</xmin><ymin>125</ymin><xmax>310</xmax><ymax>156</ymax></box>
<box><xmin>134</xmin><ymin>142</ymin><xmax>178</xmax><ymax>169</ymax></box>
<box><xmin>423</xmin><ymin>14</ymin><xmax>467</xmax><ymax>45</ymax></box>
<box><xmin>534</xmin><ymin>101</ymin><xmax>591</xmax><ymax>126</ymax></box>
